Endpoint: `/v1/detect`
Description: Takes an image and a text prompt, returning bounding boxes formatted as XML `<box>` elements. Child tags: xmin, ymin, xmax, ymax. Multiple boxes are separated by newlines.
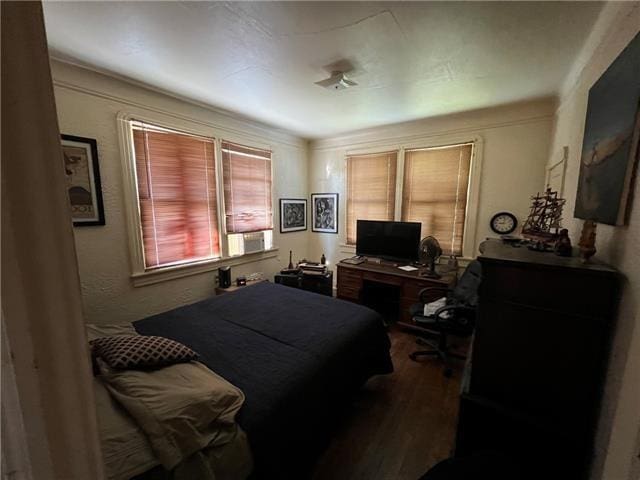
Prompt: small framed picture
<box><xmin>61</xmin><ymin>134</ymin><xmax>105</xmax><ymax>226</ymax></box>
<box><xmin>280</xmin><ymin>198</ymin><xmax>307</xmax><ymax>233</ymax></box>
<box><xmin>311</xmin><ymin>193</ymin><xmax>338</xmax><ymax>234</ymax></box>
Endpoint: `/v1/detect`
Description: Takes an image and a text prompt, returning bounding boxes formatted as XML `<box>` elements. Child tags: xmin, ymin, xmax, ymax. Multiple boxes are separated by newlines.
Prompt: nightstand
<box><xmin>274</xmin><ymin>271</ymin><xmax>333</xmax><ymax>296</ymax></box>
<box><xmin>215</xmin><ymin>279</ymin><xmax>266</xmax><ymax>295</ymax></box>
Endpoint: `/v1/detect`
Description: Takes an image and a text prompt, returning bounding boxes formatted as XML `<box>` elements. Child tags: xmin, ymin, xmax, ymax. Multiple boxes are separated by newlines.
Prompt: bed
<box><xmin>128</xmin><ymin>281</ymin><xmax>393</xmax><ymax>478</ymax></box>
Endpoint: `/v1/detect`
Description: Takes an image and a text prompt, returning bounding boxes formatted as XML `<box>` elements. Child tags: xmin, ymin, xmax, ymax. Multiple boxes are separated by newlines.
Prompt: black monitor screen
<box><xmin>356</xmin><ymin>220</ymin><xmax>421</xmax><ymax>262</ymax></box>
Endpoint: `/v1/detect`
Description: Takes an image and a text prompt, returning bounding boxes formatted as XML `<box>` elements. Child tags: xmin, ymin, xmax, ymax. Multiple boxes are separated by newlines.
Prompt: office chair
<box><xmin>408</xmin><ymin>260</ymin><xmax>481</xmax><ymax>376</ymax></box>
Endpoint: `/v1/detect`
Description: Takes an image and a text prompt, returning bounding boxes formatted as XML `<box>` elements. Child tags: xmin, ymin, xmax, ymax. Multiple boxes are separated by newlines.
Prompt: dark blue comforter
<box><xmin>134</xmin><ymin>282</ymin><xmax>392</xmax><ymax>478</ymax></box>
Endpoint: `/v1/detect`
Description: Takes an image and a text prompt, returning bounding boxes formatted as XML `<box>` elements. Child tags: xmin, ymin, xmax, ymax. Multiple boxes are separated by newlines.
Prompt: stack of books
<box><xmin>298</xmin><ymin>262</ymin><xmax>327</xmax><ymax>276</ymax></box>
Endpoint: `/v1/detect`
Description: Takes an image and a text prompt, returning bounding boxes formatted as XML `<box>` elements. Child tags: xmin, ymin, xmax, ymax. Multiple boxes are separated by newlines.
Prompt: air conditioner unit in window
<box><xmin>243</xmin><ymin>232</ymin><xmax>265</xmax><ymax>254</ymax></box>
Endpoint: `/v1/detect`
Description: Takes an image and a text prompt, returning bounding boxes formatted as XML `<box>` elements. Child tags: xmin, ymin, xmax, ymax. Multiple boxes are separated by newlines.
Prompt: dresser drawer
<box><xmin>362</xmin><ymin>271</ymin><xmax>402</xmax><ymax>286</ymax></box>
<box><xmin>338</xmin><ymin>277</ymin><xmax>362</xmax><ymax>289</ymax></box>
<box><xmin>338</xmin><ymin>267</ymin><xmax>362</xmax><ymax>280</ymax></box>
<box><xmin>480</xmin><ymin>262</ymin><xmax>617</xmax><ymax>318</ymax></box>
<box><xmin>338</xmin><ymin>267</ymin><xmax>362</xmax><ymax>288</ymax></box>
<box><xmin>399</xmin><ymin>298</ymin><xmax>417</xmax><ymax>322</ymax></box>
<box><xmin>338</xmin><ymin>285</ymin><xmax>360</xmax><ymax>300</ymax></box>
<box><xmin>402</xmin><ymin>281</ymin><xmax>448</xmax><ymax>302</ymax></box>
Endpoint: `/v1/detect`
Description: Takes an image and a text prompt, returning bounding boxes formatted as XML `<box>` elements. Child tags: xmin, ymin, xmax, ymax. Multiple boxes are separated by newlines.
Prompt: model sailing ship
<box><xmin>521</xmin><ymin>188</ymin><xmax>566</xmax><ymax>242</ymax></box>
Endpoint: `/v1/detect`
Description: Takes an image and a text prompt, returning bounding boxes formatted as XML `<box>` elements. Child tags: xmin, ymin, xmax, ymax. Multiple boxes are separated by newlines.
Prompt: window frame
<box><xmin>219</xmin><ymin>139</ymin><xmax>275</xmax><ymax>258</ymax></box>
<box><xmin>118</xmin><ymin>111</ymin><xmax>278</xmax><ymax>287</ymax></box>
<box><xmin>342</xmin><ymin>135</ymin><xmax>483</xmax><ymax>260</ymax></box>
<box><xmin>130</xmin><ymin>120</ymin><xmax>222</xmax><ymax>269</ymax></box>
<box><xmin>219</xmin><ymin>140</ymin><xmax>274</xmax><ymax>235</ymax></box>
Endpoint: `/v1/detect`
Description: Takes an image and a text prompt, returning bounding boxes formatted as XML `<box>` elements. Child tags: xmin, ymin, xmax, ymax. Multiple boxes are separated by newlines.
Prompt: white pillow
<box><xmin>86</xmin><ymin>323</ymin><xmax>137</xmax><ymax>341</ymax></box>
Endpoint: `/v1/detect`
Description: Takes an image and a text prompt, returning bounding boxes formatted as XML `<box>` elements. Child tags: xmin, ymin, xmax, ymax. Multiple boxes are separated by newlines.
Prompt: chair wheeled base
<box><xmin>409</xmin><ymin>336</ymin><xmax>466</xmax><ymax>377</ymax></box>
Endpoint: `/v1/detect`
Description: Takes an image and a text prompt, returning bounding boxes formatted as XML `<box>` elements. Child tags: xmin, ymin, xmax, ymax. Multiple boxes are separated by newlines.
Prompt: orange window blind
<box><xmin>132</xmin><ymin>122</ymin><xmax>220</xmax><ymax>269</ymax></box>
<box><xmin>221</xmin><ymin>141</ymin><xmax>273</xmax><ymax>234</ymax></box>
<box><xmin>346</xmin><ymin>151</ymin><xmax>398</xmax><ymax>244</ymax></box>
<box><xmin>402</xmin><ymin>144</ymin><xmax>472</xmax><ymax>256</ymax></box>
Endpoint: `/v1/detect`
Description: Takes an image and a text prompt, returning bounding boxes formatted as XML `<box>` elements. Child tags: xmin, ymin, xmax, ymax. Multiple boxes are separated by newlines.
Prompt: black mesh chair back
<box><xmin>449</xmin><ymin>260</ymin><xmax>482</xmax><ymax>308</ymax></box>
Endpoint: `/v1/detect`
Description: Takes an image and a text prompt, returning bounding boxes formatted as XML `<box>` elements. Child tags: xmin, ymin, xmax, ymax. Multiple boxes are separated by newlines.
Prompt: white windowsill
<box><xmin>339</xmin><ymin>244</ymin><xmax>356</xmax><ymax>255</ymax></box>
<box><xmin>131</xmin><ymin>247</ymin><xmax>280</xmax><ymax>287</ymax></box>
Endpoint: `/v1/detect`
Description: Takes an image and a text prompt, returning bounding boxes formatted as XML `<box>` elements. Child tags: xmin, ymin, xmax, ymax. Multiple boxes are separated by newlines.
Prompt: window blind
<box><xmin>221</xmin><ymin>141</ymin><xmax>273</xmax><ymax>233</ymax></box>
<box><xmin>402</xmin><ymin>144</ymin><xmax>472</xmax><ymax>256</ymax></box>
<box><xmin>132</xmin><ymin>122</ymin><xmax>220</xmax><ymax>269</ymax></box>
<box><xmin>346</xmin><ymin>151</ymin><xmax>398</xmax><ymax>244</ymax></box>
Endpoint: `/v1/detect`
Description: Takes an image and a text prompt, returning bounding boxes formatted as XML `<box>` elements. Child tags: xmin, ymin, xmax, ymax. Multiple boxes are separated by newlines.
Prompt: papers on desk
<box><xmin>398</xmin><ymin>265</ymin><xmax>418</xmax><ymax>272</ymax></box>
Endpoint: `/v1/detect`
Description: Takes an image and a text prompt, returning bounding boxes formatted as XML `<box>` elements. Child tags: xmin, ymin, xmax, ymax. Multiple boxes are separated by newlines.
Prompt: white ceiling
<box><xmin>43</xmin><ymin>1</ymin><xmax>603</xmax><ymax>139</ymax></box>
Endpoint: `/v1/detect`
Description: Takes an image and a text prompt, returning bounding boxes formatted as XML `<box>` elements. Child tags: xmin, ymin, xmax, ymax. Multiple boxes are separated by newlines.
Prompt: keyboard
<box><xmin>341</xmin><ymin>257</ymin><xmax>365</xmax><ymax>265</ymax></box>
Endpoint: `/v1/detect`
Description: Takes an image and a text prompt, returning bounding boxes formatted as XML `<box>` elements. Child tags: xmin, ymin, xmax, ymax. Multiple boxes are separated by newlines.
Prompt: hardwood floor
<box><xmin>311</xmin><ymin>327</ymin><xmax>466</xmax><ymax>480</ymax></box>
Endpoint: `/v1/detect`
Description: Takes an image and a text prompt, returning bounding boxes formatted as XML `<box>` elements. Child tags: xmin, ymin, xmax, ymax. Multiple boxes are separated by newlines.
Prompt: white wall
<box><xmin>52</xmin><ymin>60</ymin><xmax>310</xmax><ymax>324</ymax></box>
<box><xmin>3</xmin><ymin>5</ymin><xmax>103</xmax><ymax>477</ymax></box>
<box><xmin>545</xmin><ymin>4</ymin><xmax>640</xmax><ymax>479</ymax></box>
<box><xmin>307</xmin><ymin>99</ymin><xmax>554</xmax><ymax>266</ymax></box>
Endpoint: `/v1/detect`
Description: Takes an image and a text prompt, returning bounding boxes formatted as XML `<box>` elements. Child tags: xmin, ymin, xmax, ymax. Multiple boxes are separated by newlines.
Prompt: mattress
<box><xmin>134</xmin><ymin>282</ymin><xmax>393</xmax><ymax>478</ymax></box>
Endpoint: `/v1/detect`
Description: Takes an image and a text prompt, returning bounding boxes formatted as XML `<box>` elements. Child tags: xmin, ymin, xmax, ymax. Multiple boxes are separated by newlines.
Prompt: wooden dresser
<box><xmin>336</xmin><ymin>260</ymin><xmax>456</xmax><ymax>324</ymax></box>
<box><xmin>456</xmin><ymin>239</ymin><xmax>620</xmax><ymax>479</ymax></box>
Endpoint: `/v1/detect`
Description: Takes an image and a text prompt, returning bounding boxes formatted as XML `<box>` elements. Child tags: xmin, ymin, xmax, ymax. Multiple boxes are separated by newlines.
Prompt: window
<box><xmin>131</xmin><ymin>121</ymin><xmax>220</xmax><ymax>269</ymax></box>
<box><xmin>402</xmin><ymin>144</ymin><xmax>472</xmax><ymax>256</ymax></box>
<box><xmin>345</xmin><ymin>143</ymin><xmax>474</xmax><ymax>256</ymax></box>
<box><xmin>120</xmin><ymin>115</ymin><xmax>280</xmax><ymax>284</ymax></box>
<box><xmin>346</xmin><ymin>151</ymin><xmax>398</xmax><ymax>244</ymax></box>
<box><xmin>221</xmin><ymin>141</ymin><xmax>273</xmax><ymax>255</ymax></box>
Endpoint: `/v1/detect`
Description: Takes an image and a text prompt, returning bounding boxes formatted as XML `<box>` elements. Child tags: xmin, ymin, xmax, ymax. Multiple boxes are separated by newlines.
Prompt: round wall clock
<box><xmin>490</xmin><ymin>212</ymin><xmax>518</xmax><ymax>235</ymax></box>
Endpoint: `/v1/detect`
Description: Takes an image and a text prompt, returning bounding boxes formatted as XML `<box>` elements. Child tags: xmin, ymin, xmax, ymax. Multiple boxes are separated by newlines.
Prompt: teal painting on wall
<box><xmin>575</xmin><ymin>31</ymin><xmax>640</xmax><ymax>225</ymax></box>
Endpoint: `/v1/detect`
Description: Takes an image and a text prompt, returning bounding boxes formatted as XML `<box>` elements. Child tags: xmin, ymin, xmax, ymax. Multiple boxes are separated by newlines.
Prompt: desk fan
<box><xmin>419</xmin><ymin>236</ymin><xmax>442</xmax><ymax>278</ymax></box>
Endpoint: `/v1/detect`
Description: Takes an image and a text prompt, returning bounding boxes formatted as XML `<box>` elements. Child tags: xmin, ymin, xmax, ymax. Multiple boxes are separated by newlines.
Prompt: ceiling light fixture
<box><xmin>314</xmin><ymin>71</ymin><xmax>358</xmax><ymax>91</ymax></box>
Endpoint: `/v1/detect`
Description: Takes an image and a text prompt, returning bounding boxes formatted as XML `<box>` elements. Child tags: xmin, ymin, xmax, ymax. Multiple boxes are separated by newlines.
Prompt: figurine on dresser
<box><xmin>554</xmin><ymin>228</ymin><xmax>573</xmax><ymax>257</ymax></box>
<box><xmin>521</xmin><ymin>188</ymin><xmax>566</xmax><ymax>244</ymax></box>
<box><xmin>578</xmin><ymin>220</ymin><xmax>597</xmax><ymax>262</ymax></box>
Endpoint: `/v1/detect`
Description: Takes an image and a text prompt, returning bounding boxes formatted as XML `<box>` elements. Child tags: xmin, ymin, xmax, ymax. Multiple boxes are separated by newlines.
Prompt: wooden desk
<box><xmin>336</xmin><ymin>260</ymin><xmax>456</xmax><ymax>324</ymax></box>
